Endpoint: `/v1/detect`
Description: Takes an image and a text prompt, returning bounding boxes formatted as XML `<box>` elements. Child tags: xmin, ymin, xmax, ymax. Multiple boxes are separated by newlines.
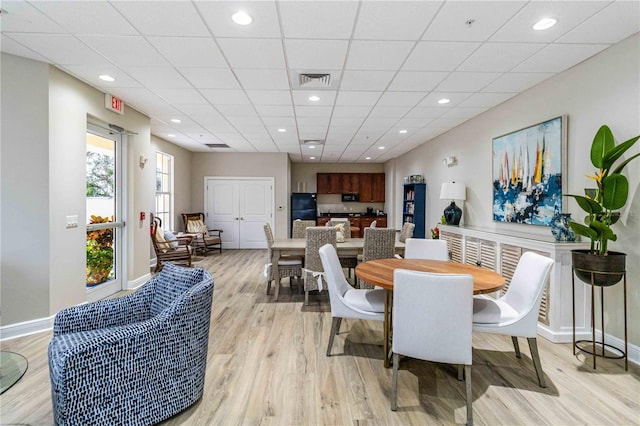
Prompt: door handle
<box><xmin>235</xmin><ymin>217</ymin><xmax>239</xmax><ymax>220</ymax></box>
<box><xmin>240</xmin><ymin>217</ymin><xmax>244</xmax><ymax>220</ymax></box>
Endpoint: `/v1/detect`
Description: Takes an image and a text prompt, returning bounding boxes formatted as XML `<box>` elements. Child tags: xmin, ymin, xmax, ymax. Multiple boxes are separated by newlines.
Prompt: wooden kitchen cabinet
<box><xmin>359</xmin><ymin>173</ymin><xmax>385</xmax><ymax>202</ymax></box>
<box><xmin>316</xmin><ymin>217</ymin><xmax>330</xmax><ymax>227</ymax></box>
<box><xmin>341</xmin><ymin>173</ymin><xmax>360</xmax><ymax>194</ymax></box>
<box><xmin>317</xmin><ymin>173</ymin><xmax>342</xmax><ymax>194</ymax></box>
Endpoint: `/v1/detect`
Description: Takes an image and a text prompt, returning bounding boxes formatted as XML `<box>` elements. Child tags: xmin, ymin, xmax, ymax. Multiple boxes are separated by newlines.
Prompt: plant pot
<box><xmin>571</xmin><ymin>249</ymin><xmax>626</xmax><ymax>287</ymax></box>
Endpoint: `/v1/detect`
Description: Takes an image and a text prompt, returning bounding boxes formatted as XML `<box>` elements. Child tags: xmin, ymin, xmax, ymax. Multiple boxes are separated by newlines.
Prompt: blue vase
<box><xmin>551</xmin><ymin>213</ymin><xmax>577</xmax><ymax>242</ymax></box>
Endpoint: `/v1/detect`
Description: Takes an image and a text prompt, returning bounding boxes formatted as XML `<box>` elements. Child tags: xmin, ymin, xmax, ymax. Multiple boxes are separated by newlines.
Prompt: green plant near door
<box><xmin>86</xmin><ymin>215</ymin><xmax>114</xmax><ymax>285</ymax></box>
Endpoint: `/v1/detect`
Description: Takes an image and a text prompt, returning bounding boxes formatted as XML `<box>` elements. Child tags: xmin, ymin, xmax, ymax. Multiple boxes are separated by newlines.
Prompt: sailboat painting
<box><xmin>492</xmin><ymin>116</ymin><xmax>566</xmax><ymax>226</ymax></box>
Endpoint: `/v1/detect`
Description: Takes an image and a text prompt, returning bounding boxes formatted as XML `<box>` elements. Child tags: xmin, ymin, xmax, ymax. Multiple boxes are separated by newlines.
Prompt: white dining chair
<box><xmin>391</xmin><ymin>269</ymin><xmax>474</xmax><ymax>425</ymax></box>
<box><xmin>403</xmin><ymin>238</ymin><xmax>449</xmax><ymax>260</ymax></box>
<box><xmin>472</xmin><ymin>251</ymin><xmax>554</xmax><ymax>388</ymax></box>
<box><xmin>319</xmin><ymin>244</ymin><xmax>384</xmax><ymax>356</ymax></box>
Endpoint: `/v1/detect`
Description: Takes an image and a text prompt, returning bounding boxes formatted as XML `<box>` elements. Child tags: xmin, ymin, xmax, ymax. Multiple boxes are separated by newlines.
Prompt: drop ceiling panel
<box><xmin>254</xmin><ymin>105</ymin><xmax>295</xmax><ymax>117</ymax></box>
<box><xmin>245</xmin><ymin>90</ymin><xmax>292</xmax><ymax>105</ymax></box>
<box><xmin>147</xmin><ymin>37</ymin><xmax>227</xmax><ymax>68</ymax></box>
<box><xmin>557</xmin><ymin>2</ymin><xmax>640</xmax><ymax>44</ymax></box>
<box><xmin>435</xmin><ymin>72</ymin><xmax>502</xmax><ymax>92</ymax></box>
<box><xmin>5</xmin><ymin>33</ymin><xmax>109</xmax><ymax>66</ymax></box>
<box><xmin>285</xmin><ymin>39</ymin><xmax>349</xmax><ymax>70</ymax></box>
<box><xmin>346</xmin><ymin>41</ymin><xmax>415</xmax><ymax>71</ymax></box>
<box><xmin>405</xmin><ymin>107</ymin><xmax>446</xmax><ymax>119</ymax></box>
<box><xmin>195</xmin><ymin>1</ymin><xmax>281</xmax><ymax>38</ymax></box>
<box><xmin>63</xmin><ymin>65</ymin><xmax>142</xmax><ymax>88</ymax></box>
<box><xmin>340</xmin><ymin>70</ymin><xmax>397</xmax><ymax>91</ymax></box>
<box><xmin>368</xmin><ymin>106</ymin><xmax>412</xmax><ymax>118</ymax></box>
<box><xmin>179</xmin><ymin>68</ymin><xmax>240</xmax><ymax>89</ymax></box>
<box><xmin>377</xmin><ymin>92</ymin><xmax>427</xmax><ymax>107</ymax></box>
<box><xmin>294</xmin><ymin>106</ymin><xmax>333</xmax><ymax>117</ymax></box>
<box><xmin>403</xmin><ymin>41</ymin><xmax>481</xmax><ymax>71</ymax></box>
<box><xmin>512</xmin><ymin>44</ymin><xmax>609</xmax><ymax>73</ymax></box>
<box><xmin>216</xmin><ymin>104</ymin><xmax>259</xmax><ymax>117</ymax></box>
<box><xmin>263</xmin><ymin>117</ymin><xmax>296</xmax><ymax>127</ymax></box>
<box><xmin>217</xmin><ymin>38</ymin><xmax>286</xmax><ymax>69</ymax></box>
<box><xmin>458</xmin><ymin>42</ymin><xmax>545</xmax><ymax>72</ymax></box>
<box><xmin>335</xmin><ymin>91</ymin><xmax>382</xmax><ymax>106</ymax></box>
<box><xmin>279</xmin><ymin>1</ymin><xmax>358</xmax><ymax>39</ymax></box>
<box><xmin>460</xmin><ymin>92</ymin><xmax>517</xmax><ymax>108</ymax></box>
<box><xmin>126</xmin><ymin>67</ymin><xmax>192</xmax><ymax>88</ymax></box>
<box><xmin>0</xmin><ymin>35</ymin><xmax>48</xmax><ymax>62</ymax></box>
<box><xmin>388</xmin><ymin>71</ymin><xmax>449</xmax><ymax>91</ymax></box>
<box><xmin>78</xmin><ymin>35</ymin><xmax>170</xmax><ymax>67</ymax></box>
<box><xmin>354</xmin><ymin>1</ymin><xmax>442</xmax><ymax>40</ymax></box>
<box><xmin>201</xmin><ymin>89</ymin><xmax>251</xmax><ymax>105</ymax></box>
<box><xmin>0</xmin><ymin>2</ymin><xmax>65</xmax><ymax>33</ymax></box>
<box><xmin>111</xmin><ymin>1</ymin><xmax>210</xmax><ymax>37</ymax></box>
<box><xmin>32</xmin><ymin>1</ymin><xmax>138</xmax><ymax>35</ymax></box>
<box><xmin>417</xmin><ymin>92</ymin><xmax>474</xmax><ymax>107</ymax></box>
<box><xmin>154</xmin><ymin>88</ymin><xmax>209</xmax><ymax>105</ymax></box>
<box><xmin>482</xmin><ymin>72</ymin><xmax>555</xmax><ymax>92</ymax></box>
<box><xmin>234</xmin><ymin>69</ymin><xmax>290</xmax><ymax>89</ymax></box>
<box><xmin>292</xmin><ymin>90</ymin><xmax>336</xmax><ymax>106</ymax></box>
<box><xmin>332</xmin><ymin>106</ymin><xmax>374</xmax><ymax>118</ymax></box>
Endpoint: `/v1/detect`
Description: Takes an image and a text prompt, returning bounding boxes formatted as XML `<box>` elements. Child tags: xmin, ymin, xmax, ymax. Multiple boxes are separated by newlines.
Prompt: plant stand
<box><xmin>572</xmin><ymin>267</ymin><xmax>627</xmax><ymax>370</ymax></box>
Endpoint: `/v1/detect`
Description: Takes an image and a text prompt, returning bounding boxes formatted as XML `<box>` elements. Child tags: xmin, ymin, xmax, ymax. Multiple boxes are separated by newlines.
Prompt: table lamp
<box><xmin>440</xmin><ymin>182</ymin><xmax>466</xmax><ymax>225</ymax></box>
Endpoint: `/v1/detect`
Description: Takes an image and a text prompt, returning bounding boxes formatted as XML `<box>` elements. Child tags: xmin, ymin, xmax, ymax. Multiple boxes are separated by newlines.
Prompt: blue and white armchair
<box><xmin>48</xmin><ymin>263</ymin><xmax>215</xmax><ymax>425</ymax></box>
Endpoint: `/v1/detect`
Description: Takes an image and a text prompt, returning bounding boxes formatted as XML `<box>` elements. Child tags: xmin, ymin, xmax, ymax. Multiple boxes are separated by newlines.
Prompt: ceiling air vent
<box><xmin>299</xmin><ymin>73</ymin><xmax>331</xmax><ymax>88</ymax></box>
<box><xmin>205</xmin><ymin>143</ymin><xmax>230</xmax><ymax>148</ymax></box>
<box><xmin>301</xmin><ymin>140</ymin><xmax>324</xmax><ymax>146</ymax></box>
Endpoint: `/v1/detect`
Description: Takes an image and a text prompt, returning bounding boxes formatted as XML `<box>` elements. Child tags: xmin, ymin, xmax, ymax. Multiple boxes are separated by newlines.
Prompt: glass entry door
<box><xmin>86</xmin><ymin>123</ymin><xmax>124</xmax><ymax>301</ymax></box>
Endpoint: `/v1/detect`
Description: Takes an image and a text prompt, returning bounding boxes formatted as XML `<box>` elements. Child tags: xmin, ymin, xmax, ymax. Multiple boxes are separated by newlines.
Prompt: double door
<box><xmin>205</xmin><ymin>178</ymin><xmax>273</xmax><ymax>249</ymax></box>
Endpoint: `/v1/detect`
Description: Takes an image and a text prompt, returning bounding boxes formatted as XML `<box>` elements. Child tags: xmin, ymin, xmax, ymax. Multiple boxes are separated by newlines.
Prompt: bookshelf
<box><xmin>402</xmin><ymin>183</ymin><xmax>426</xmax><ymax>238</ymax></box>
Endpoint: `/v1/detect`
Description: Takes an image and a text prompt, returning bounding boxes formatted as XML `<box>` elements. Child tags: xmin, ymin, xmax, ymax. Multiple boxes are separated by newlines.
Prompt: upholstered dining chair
<box><xmin>48</xmin><ymin>263</ymin><xmax>214</xmax><ymax>425</ymax></box>
<box><xmin>472</xmin><ymin>251</ymin><xmax>554</xmax><ymax>388</ymax></box>
<box><xmin>182</xmin><ymin>212</ymin><xmax>223</xmax><ymax>255</ymax></box>
<box><xmin>263</xmin><ymin>223</ymin><xmax>303</xmax><ymax>295</ymax></box>
<box><xmin>292</xmin><ymin>219</ymin><xmax>317</xmax><ymax>238</ymax></box>
<box><xmin>358</xmin><ymin>227</ymin><xmax>396</xmax><ymax>288</ymax></box>
<box><xmin>303</xmin><ymin>227</ymin><xmax>337</xmax><ymax>305</ymax></box>
<box><xmin>319</xmin><ymin>244</ymin><xmax>384</xmax><ymax>356</ymax></box>
<box><xmin>391</xmin><ymin>269</ymin><xmax>474</xmax><ymax>425</ymax></box>
<box><xmin>151</xmin><ymin>215</ymin><xmax>192</xmax><ymax>272</ymax></box>
<box><xmin>399</xmin><ymin>222</ymin><xmax>415</xmax><ymax>243</ymax></box>
<box><xmin>404</xmin><ymin>238</ymin><xmax>449</xmax><ymax>260</ymax></box>
<box><xmin>326</xmin><ymin>219</ymin><xmax>358</xmax><ymax>278</ymax></box>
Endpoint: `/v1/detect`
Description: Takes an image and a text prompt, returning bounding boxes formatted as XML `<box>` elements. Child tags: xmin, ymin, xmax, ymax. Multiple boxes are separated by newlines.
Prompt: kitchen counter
<box><xmin>318</xmin><ymin>213</ymin><xmax>387</xmax><ymax>218</ymax></box>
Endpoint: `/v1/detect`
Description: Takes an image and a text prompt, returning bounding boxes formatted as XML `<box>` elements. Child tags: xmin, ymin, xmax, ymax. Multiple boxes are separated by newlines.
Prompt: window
<box><xmin>155</xmin><ymin>152</ymin><xmax>174</xmax><ymax>230</ymax></box>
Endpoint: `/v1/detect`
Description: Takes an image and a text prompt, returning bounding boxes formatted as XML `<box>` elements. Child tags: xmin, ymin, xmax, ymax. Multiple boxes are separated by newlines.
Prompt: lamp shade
<box><xmin>440</xmin><ymin>182</ymin><xmax>466</xmax><ymax>201</ymax></box>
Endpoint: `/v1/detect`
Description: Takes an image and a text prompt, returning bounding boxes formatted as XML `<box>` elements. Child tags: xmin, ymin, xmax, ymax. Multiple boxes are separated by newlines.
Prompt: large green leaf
<box><xmin>568</xmin><ymin>221</ymin><xmax>598</xmax><ymax>239</ymax></box>
<box><xmin>591</xmin><ymin>125</ymin><xmax>614</xmax><ymax>168</ymax></box>
<box><xmin>611</xmin><ymin>152</ymin><xmax>640</xmax><ymax>175</ymax></box>
<box><xmin>590</xmin><ymin>220</ymin><xmax>617</xmax><ymax>241</ymax></box>
<box><xmin>602</xmin><ymin>135</ymin><xmax>640</xmax><ymax>172</ymax></box>
<box><xmin>567</xmin><ymin>194</ymin><xmax>602</xmax><ymax>214</ymax></box>
<box><xmin>601</xmin><ymin>174</ymin><xmax>628</xmax><ymax>210</ymax></box>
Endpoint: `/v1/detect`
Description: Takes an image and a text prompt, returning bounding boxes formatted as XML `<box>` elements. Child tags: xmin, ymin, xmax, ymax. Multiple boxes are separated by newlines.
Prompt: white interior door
<box><xmin>206</xmin><ymin>178</ymin><xmax>273</xmax><ymax>249</ymax></box>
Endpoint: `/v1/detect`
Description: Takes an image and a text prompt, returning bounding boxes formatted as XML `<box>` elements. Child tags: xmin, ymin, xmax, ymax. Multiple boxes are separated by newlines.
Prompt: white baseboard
<box><xmin>0</xmin><ymin>315</ymin><xmax>54</xmax><ymax>341</ymax></box>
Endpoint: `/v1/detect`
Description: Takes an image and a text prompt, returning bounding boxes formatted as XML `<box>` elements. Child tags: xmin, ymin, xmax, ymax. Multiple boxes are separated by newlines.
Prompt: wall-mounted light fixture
<box><xmin>139</xmin><ymin>155</ymin><xmax>148</xmax><ymax>169</ymax></box>
<box><xmin>442</xmin><ymin>155</ymin><xmax>457</xmax><ymax>167</ymax></box>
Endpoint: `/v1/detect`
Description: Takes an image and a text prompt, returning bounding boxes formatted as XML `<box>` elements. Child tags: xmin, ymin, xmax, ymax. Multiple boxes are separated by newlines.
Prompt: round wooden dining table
<box><xmin>355</xmin><ymin>258</ymin><xmax>505</xmax><ymax>367</ymax></box>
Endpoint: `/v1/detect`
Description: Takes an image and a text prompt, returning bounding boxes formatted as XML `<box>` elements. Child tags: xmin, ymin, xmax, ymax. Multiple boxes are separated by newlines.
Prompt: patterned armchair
<box><xmin>48</xmin><ymin>263</ymin><xmax>215</xmax><ymax>426</ymax></box>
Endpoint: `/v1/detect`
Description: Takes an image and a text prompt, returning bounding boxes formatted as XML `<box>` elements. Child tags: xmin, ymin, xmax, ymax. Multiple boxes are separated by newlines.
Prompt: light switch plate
<box><xmin>66</xmin><ymin>215</ymin><xmax>79</xmax><ymax>229</ymax></box>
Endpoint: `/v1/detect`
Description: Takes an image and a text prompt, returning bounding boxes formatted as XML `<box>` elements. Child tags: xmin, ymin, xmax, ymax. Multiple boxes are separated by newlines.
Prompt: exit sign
<box><xmin>105</xmin><ymin>94</ymin><xmax>124</xmax><ymax>115</ymax></box>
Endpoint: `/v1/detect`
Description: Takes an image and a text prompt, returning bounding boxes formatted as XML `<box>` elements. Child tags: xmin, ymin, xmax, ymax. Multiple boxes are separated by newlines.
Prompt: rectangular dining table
<box><xmin>355</xmin><ymin>258</ymin><xmax>506</xmax><ymax>367</ymax></box>
<box><xmin>270</xmin><ymin>238</ymin><xmax>405</xmax><ymax>301</ymax></box>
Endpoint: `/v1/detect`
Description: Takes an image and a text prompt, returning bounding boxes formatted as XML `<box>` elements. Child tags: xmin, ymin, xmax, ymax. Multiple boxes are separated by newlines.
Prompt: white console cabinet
<box><xmin>439</xmin><ymin>225</ymin><xmax>591</xmax><ymax>343</ymax></box>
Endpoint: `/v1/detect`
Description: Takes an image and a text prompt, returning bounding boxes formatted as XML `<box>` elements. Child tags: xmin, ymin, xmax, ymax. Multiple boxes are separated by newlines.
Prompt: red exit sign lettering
<box><xmin>105</xmin><ymin>94</ymin><xmax>124</xmax><ymax>115</ymax></box>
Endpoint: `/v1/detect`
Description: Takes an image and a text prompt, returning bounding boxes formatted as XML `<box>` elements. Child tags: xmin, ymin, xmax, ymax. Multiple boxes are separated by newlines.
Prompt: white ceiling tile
<box><xmin>31</xmin><ymin>1</ymin><xmax>139</xmax><ymax>35</ymax></box>
<box><xmin>294</xmin><ymin>106</ymin><xmax>333</xmax><ymax>117</ymax></box>
<box><xmin>268</xmin><ymin>131</ymin><xmax>300</xmax><ymax>144</ymax></box>
<box><xmin>254</xmin><ymin>105</ymin><xmax>295</xmax><ymax>116</ymax></box>
<box><xmin>0</xmin><ymin>35</ymin><xmax>48</xmax><ymax>62</ymax></box>
<box><xmin>298</xmin><ymin>128</ymin><xmax>327</xmax><ymax>140</ymax></box>
<box><xmin>216</xmin><ymin>105</ymin><xmax>259</xmax><ymax>117</ymax></box>
<box><xmin>417</xmin><ymin>92</ymin><xmax>474</xmax><ymax>107</ymax></box>
<box><xmin>234</xmin><ymin>69</ymin><xmax>290</xmax><ymax>89</ymax></box>
<box><xmin>292</xmin><ymin>90</ymin><xmax>336</xmax><ymax>106</ymax></box>
<box><xmin>78</xmin><ymin>35</ymin><xmax>169</xmax><ymax>67</ymax></box>
<box><xmin>354</xmin><ymin>1</ymin><xmax>442</xmax><ymax>40</ymax></box>
<box><xmin>403</xmin><ymin>41</ymin><xmax>481</xmax><ymax>71</ymax></box>
<box><xmin>340</xmin><ymin>70</ymin><xmax>397</xmax><ymax>91</ymax></box>
<box><xmin>227</xmin><ymin>115</ymin><xmax>263</xmax><ymax>126</ymax></box>
<box><xmin>285</xmin><ymin>39</ymin><xmax>349</xmax><ymax>70</ymax></box>
<box><xmin>368</xmin><ymin>106</ymin><xmax>412</xmax><ymax>118</ymax></box>
<box><xmin>346</xmin><ymin>41</ymin><xmax>414</xmax><ymax>70</ymax></box>
<box><xmin>175</xmin><ymin>104</ymin><xmax>224</xmax><ymax>118</ymax></box>
<box><xmin>201</xmin><ymin>89</ymin><xmax>251</xmax><ymax>105</ymax></box>
<box><xmin>297</xmin><ymin>117</ymin><xmax>330</xmax><ymax>128</ymax></box>
<box><xmin>441</xmin><ymin>107</ymin><xmax>487</xmax><ymax>119</ymax></box>
<box><xmin>245</xmin><ymin>90</ymin><xmax>292</xmax><ymax>105</ymax></box>
<box><xmin>154</xmin><ymin>88</ymin><xmax>208</xmax><ymax>104</ymax></box>
<box><xmin>147</xmin><ymin>37</ymin><xmax>227</xmax><ymax>68</ymax></box>
<box><xmin>279</xmin><ymin>1</ymin><xmax>358</xmax><ymax>39</ymax></box>
<box><xmin>512</xmin><ymin>44</ymin><xmax>609</xmax><ymax>73</ymax></box>
<box><xmin>388</xmin><ymin>71</ymin><xmax>448</xmax><ymax>91</ymax></box>
<box><xmin>405</xmin><ymin>107</ymin><xmax>445</xmax><ymax>119</ymax></box>
<box><xmin>490</xmin><ymin>1</ymin><xmax>610</xmax><ymax>43</ymax></box>
<box><xmin>111</xmin><ymin>1</ymin><xmax>209</xmax><ymax>37</ymax></box>
<box><xmin>126</xmin><ymin>67</ymin><xmax>192</xmax><ymax>88</ymax></box>
<box><xmin>377</xmin><ymin>92</ymin><xmax>427</xmax><ymax>107</ymax></box>
<box><xmin>557</xmin><ymin>1</ymin><xmax>640</xmax><ymax>44</ymax></box>
<box><xmin>335</xmin><ymin>91</ymin><xmax>382</xmax><ymax>106</ymax></box>
<box><xmin>62</xmin><ymin>65</ymin><xmax>142</xmax><ymax>88</ymax></box>
<box><xmin>264</xmin><ymin>117</ymin><xmax>295</xmax><ymax>128</ymax></box>
<box><xmin>179</xmin><ymin>68</ymin><xmax>240</xmax><ymax>89</ymax></box>
<box><xmin>458</xmin><ymin>43</ymin><xmax>545</xmax><ymax>72</ymax></box>
<box><xmin>435</xmin><ymin>72</ymin><xmax>501</xmax><ymax>92</ymax></box>
<box><xmin>332</xmin><ymin>106</ymin><xmax>373</xmax><ymax>119</ymax></box>
<box><xmin>461</xmin><ymin>92</ymin><xmax>517</xmax><ymax>108</ymax></box>
<box><xmin>0</xmin><ymin>1</ymin><xmax>66</xmax><ymax>33</ymax></box>
<box><xmin>6</xmin><ymin>33</ymin><xmax>110</xmax><ymax>66</ymax></box>
<box><xmin>482</xmin><ymin>72</ymin><xmax>555</xmax><ymax>93</ymax></box>
<box><xmin>395</xmin><ymin>118</ymin><xmax>433</xmax><ymax>128</ymax></box>
<box><xmin>423</xmin><ymin>1</ymin><xmax>526</xmax><ymax>41</ymax></box>
<box><xmin>195</xmin><ymin>1</ymin><xmax>281</xmax><ymax>38</ymax></box>
<box><xmin>217</xmin><ymin>38</ymin><xmax>285</xmax><ymax>69</ymax></box>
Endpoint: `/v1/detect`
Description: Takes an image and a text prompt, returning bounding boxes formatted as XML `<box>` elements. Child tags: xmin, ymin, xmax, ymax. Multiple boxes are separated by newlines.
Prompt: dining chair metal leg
<box><xmin>512</xmin><ymin>336</ymin><xmax>521</xmax><ymax>358</ymax></box>
<box><xmin>458</xmin><ymin>365</ymin><xmax>464</xmax><ymax>381</ymax></box>
<box><xmin>391</xmin><ymin>353</ymin><xmax>400</xmax><ymax>411</ymax></box>
<box><xmin>465</xmin><ymin>364</ymin><xmax>473</xmax><ymax>426</ymax></box>
<box><xmin>304</xmin><ymin>291</ymin><xmax>309</xmax><ymax>305</ymax></box>
<box><xmin>527</xmin><ymin>337</ymin><xmax>546</xmax><ymax>388</ymax></box>
<box><xmin>326</xmin><ymin>317</ymin><xmax>342</xmax><ymax>356</ymax></box>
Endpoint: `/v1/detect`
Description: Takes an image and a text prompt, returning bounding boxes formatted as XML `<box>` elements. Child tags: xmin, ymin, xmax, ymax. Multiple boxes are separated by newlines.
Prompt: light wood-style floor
<box><xmin>2</xmin><ymin>249</ymin><xmax>639</xmax><ymax>425</ymax></box>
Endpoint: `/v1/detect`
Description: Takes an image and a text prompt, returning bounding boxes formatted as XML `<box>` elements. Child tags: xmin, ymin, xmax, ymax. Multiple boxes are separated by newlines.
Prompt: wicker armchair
<box><xmin>264</xmin><ymin>223</ymin><xmax>303</xmax><ymax>295</ymax></box>
<box><xmin>292</xmin><ymin>219</ymin><xmax>317</xmax><ymax>238</ymax></box>
<box><xmin>304</xmin><ymin>227</ymin><xmax>337</xmax><ymax>305</ymax></box>
<box><xmin>151</xmin><ymin>215</ymin><xmax>192</xmax><ymax>272</ymax></box>
<box><xmin>399</xmin><ymin>222</ymin><xmax>415</xmax><ymax>243</ymax></box>
<box><xmin>182</xmin><ymin>212</ymin><xmax>223</xmax><ymax>255</ymax></box>
<box><xmin>359</xmin><ymin>227</ymin><xmax>396</xmax><ymax>289</ymax></box>
<box><xmin>48</xmin><ymin>263</ymin><xmax>215</xmax><ymax>425</ymax></box>
<box><xmin>326</xmin><ymin>219</ymin><xmax>358</xmax><ymax>278</ymax></box>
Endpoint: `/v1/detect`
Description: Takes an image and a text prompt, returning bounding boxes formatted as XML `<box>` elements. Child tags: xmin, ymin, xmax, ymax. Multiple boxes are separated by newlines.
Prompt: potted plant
<box><xmin>86</xmin><ymin>215</ymin><xmax>114</xmax><ymax>285</ymax></box>
<box><xmin>567</xmin><ymin>125</ymin><xmax>639</xmax><ymax>286</ymax></box>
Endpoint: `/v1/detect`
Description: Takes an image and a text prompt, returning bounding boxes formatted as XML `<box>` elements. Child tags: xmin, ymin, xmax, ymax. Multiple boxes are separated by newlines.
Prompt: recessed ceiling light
<box><xmin>278</xmin><ymin>128</ymin><xmax>287</xmax><ymax>132</ymax></box>
<box><xmin>98</xmin><ymin>74</ymin><xmax>115</xmax><ymax>82</ymax></box>
<box><xmin>308</xmin><ymin>145</ymin><xmax>315</xmax><ymax>149</ymax></box>
<box><xmin>170</xmin><ymin>119</ymin><xmax>181</xmax><ymax>123</ymax></box>
<box><xmin>365</xmin><ymin>157</ymin><xmax>372</xmax><ymax>160</ymax></box>
<box><xmin>533</xmin><ymin>17</ymin><xmax>557</xmax><ymax>31</ymax></box>
<box><xmin>310</xmin><ymin>156</ymin><xmax>316</xmax><ymax>160</ymax></box>
<box><xmin>438</xmin><ymin>98</ymin><xmax>450</xmax><ymax>104</ymax></box>
<box><xmin>378</xmin><ymin>146</ymin><xmax>385</xmax><ymax>150</ymax></box>
<box><xmin>232</xmin><ymin>11</ymin><xmax>252</xmax><ymax>25</ymax></box>
<box><xmin>168</xmin><ymin>134</ymin><xmax>176</xmax><ymax>138</ymax></box>
<box><xmin>399</xmin><ymin>129</ymin><xmax>408</xmax><ymax>134</ymax></box>
<box><xmin>308</xmin><ymin>95</ymin><xmax>320</xmax><ymax>102</ymax></box>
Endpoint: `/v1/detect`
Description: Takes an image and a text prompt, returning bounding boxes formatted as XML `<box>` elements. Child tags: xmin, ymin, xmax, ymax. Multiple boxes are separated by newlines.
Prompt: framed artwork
<box><xmin>492</xmin><ymin>116</ymin><xmax>567</xmax><ymax>226</ymax></box>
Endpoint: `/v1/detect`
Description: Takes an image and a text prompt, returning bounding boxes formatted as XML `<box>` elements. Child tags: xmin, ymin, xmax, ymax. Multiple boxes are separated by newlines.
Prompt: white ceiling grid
<box><xmin>1</xmin><ymin>0</ymin><xmax>638</xmax><ymax>162</ymax></box>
